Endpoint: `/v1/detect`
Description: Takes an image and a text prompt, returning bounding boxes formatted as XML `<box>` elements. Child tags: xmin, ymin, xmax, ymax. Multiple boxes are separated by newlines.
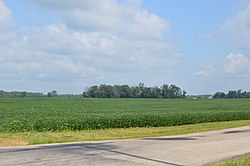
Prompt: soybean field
<box><xmin>0</xmin><ymin>98</ymin><xmax>250</xmax><ymax>132</ymax></box>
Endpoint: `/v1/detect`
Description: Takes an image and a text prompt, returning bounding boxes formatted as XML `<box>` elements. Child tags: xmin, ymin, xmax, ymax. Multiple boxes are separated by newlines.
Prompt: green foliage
<box><xmin>0</xmin><ymin>90</ymin><xmax>82</xmax><ymax>98</ymax></box>
<box><xmin>213</xmin><ymin>90</ymin><xmax>250</xmax><ymax>98</ymax></box>
<box><xmin>83</xmin><ymin>83</ymin><xmax>186</xmax><ymax>98</ymax></box>
<box><xmin>0</xmin><ymin>98</ymin><xmax>250</xmax><ymax>132</ymax></box>
<box><xmin>0</xmin><ymin>90</ymin><xmax>45</xmax><ymax>98</ymax></box>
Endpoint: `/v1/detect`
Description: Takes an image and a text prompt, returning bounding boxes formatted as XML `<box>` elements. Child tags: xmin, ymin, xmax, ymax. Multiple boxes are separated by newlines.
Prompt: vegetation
<box><xmin>211</xmin><ymin>154</ymin><xmax>250</xmax><ymax>166</ymax></box>
<box><xmin>213</xmin><ymin>90</ymin><xmax>250</xmax><ymax>98</ymax></box>
<box><xmin>1</xmin><ymin>120</ymin><xmax>250</xmax><ymax>146</ymax></box>
<box><xmin>83</xmin><ymin>83</ymin><xmax>186</xmax><ymax>98</ymax></box>
<box><xmin>0</xmin><ymin>90</ymin><xmax>81</xmax><ymax>98</ymax></box>
<box><xmin>0</xmin><ymin>90</ymin><xmax>45</xmax><ymax>98</ymax></box>
<box><xmin>0</xmin><ymin>98</ymin><xmax>250</xmax><ymax>132</ymax></box>
<box><xmin>0</xmin><ymin>83</ymin><xmax>186</xmax><ymax>99</ymax></box>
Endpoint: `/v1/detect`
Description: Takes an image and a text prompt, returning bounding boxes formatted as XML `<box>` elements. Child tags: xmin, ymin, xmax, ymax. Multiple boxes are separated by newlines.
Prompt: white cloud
<box><xmin>224</xmin><ymin>53</ymin><xmax>250</xmax><ymax>74</ymax></box>
<box><xmin>194</xmin><ymin>53</ymin><xmax>250</xmax><ymax>78</ymax></box>
<box><xmin>193</xmin><ymin>71</ymin><xmax>210</xmax><ymax>77</ymax></box>
<box><xmin>221</xmin><ymin>5</ymin><xmax>250</xmax><ymax>47</ymax></box>
<box><xmin>27</xmin><ymin>0</ymin><xmax>169</xmax><ymax>39</ymax></box>
<box><xmin>192</xmin><ymin>53</ymin><xmax>250</xmax><ymax>94</ymax></box>
<box><xmin>0</xmin><ymin>0</ymin><xmax>179</xmax><ymax>93</ymax></box>
<box><xmin>196</xmin><ymin>4</ymin><xmax>250</xmax><ymax>79</ymax></box>
<box><xmin>0</xmin><ymin>0</ymin><xmax>14</xmax><ymax>31</ymax></box>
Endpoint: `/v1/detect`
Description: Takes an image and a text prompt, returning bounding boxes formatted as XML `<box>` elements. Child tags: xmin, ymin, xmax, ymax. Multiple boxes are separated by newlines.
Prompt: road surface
<box><xmin>0</xmin><ymin>126</ymin><xmax>250</xmax><ymax>166</ymax></box>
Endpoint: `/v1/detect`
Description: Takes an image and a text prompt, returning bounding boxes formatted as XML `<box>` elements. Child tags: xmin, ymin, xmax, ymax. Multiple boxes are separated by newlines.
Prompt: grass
<box><xmin>211</xmin><ymin>154</ymin><xmax>250</xmax><ymax>166</ymax></box>
<box><xmin>0</xmin><ymin>120</ymin><xmax>250</xmax><ymax>146</ymax></box>
<box><xmin>0</xmin><ymin>98</ymin><xmax>250</xmax><ymax>132</ymax></box>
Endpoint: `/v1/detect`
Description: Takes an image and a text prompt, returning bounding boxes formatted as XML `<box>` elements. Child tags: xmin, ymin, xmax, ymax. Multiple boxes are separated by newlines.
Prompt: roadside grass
<box><xmin>210</xmin><ymin>154</ymin><xmax>250</xmax><ymax>166</ymax></box>
<box><xmin>0</xmin><ymin>120</ymin><xmax>249</xmax><ymax>146</ymax></box>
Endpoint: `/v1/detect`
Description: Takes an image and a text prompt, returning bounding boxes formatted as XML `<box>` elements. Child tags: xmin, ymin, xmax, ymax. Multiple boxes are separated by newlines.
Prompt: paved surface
<box><xmin>0</xmin><ymin>126</ymin><xmax>250</xmax><ymax>166</ymax></box>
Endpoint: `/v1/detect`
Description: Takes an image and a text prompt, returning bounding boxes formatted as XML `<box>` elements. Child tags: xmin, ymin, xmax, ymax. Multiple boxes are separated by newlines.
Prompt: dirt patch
<box><xmin>0</xmin><ymin>140</ymin><xmax>28</xmax><ymax>146</ymax></box>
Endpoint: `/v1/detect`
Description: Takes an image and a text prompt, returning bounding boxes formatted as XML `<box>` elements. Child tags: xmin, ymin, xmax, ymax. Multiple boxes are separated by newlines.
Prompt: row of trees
<box><xmin>0</xmin><ymin>90</ymin><xmax>45</xmax><ymax>98</ymax></box>
<box><xmin>83</xmin><ymin>83</ymin><xmax>186</xmax><ymax>98</ymax></box>
<box><xmin>213</xmin><ymin>90</ymin><xmax>250</xmax><ymax>98</ymax></box>
<box><xmin>2</xmin><ymin>87</ymin><xmax>250</xmax><ymax>99</ymax></box>
<box><xmin>0</xmin><ymin>90</ymin><xmax>81</xmax><ymax>98</ymax></box>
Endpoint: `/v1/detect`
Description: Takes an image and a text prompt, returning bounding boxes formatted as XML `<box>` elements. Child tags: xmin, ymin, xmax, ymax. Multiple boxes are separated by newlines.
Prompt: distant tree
<box><xmin>237</xmin><ymin>90</ymin><xmax>242</xmax><ymax>98</ymax></box>
<box><xmin>141</xmin><ymin>87</ymin><xmax>151</xmax><ymax>98</ymax></box>
<box><xmin>82</xmin><ymin>83</ymin><xmax>186</xmax><ymax>99</ymax></box>
<box><xmin>161</xmin><ymin>84</ymin><xmax>170</xmax><ymax>98</ymax></box>
<box><xmin>47</xmin><ymin>92</ymin><xmax>52</xmax><ymax>98</ymax></box>
<box><xmin>161</xmin><ymin>84</ymin><xmax>184</xmax><ymax>98</ymax></box>
<box><xmin>118</xmin><ymin>85</ymin><xmax>132</xmax><ymax>98</ymax></box>
<box><xmin>0</xmin><ymin>90</ymin><xmax>5</xmax><ymax>98</ymax></box>
<box><xmin>131</xmin><ymin>83</ymin><xmax>144</xmax><ymax>98</ymax></box>
<box><xmin>99</xmin><ymin>84</ymin><xmax>115</xmax><ymax>98</ymax></box>
<box><xmin>169</xmin><ymin>84</ymin><xmax>182</xmax><ymax>98</ymax></box>
<box><xmin>88</xmin><ymin>86</ymin><xmax>99</xmax><ymax>98</ymax></box>
<box><xmin>47</xmin><ymin>90</ymin><xmax>58</xmax><ymax>98</ymax></box>
<box><xmin>212</xmin><ymin>89</ymin><xmax>250</xmax><ymax>99</ymax></box>
<box><xmin>241</xmin><ymin>91</ymin><xmax>250</xmax><ymax>98</ymax></box>
<box><xmin>227</xmin><ymin>90</ymin><xmax>237</xmax><ymax>98</ymax></box>
<box><xmin>213</xmin><ymin>92</ymin><xmax>226</xmax><ymax>98</ymax></box>
<box><xmin>52</xmin><ymin>90</ymin><xmax>58</xmax><ymax>97</ymax></box>
<box><xmin>150</xmin><ymin>87</ymin><xmax>162</xmax><ymax>98</ymax></box>
<box><xmin>0</xmin><ymin>90</ymin><xmax>44</xmax><ymax>98</ymax></box>
<box><xmin>21</xmin><ymin>91</ymin><xmax>27</xmax><ymax>98</ymax></box>
<box><xmin>182</xmin><ymin>90</ymin><xmax>187</xmax><ymax>97</ymax></box>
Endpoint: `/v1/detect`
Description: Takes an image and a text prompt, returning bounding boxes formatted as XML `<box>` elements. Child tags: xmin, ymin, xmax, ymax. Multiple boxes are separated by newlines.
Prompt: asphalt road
<box><xmin>0</xmin><ymin>126</ymin><xmax>250</xmax><ymax>166</ymax></box>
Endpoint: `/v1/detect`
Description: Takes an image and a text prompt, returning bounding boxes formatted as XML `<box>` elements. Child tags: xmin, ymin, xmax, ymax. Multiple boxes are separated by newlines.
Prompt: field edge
<box><xmin>0</xmin><ymin>120</ymin><xmax>250</xmax><ymax>147</ymax></box>
<box><xmin>210</xmin><ymin>153</ymin><xmax>250</xmax><ymax>166</ymax></box>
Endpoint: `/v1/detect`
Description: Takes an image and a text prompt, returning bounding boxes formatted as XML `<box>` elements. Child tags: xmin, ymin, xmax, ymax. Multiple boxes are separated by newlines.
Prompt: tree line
<box><xmin>213</xmin><ymin>90</ymin><xmax>250</xmax><ymax>98</ymax></box>
<box><xmin>0</xmin><ymin>90</ymin><xmax>81</xmax><ymax>98</ymax></box>
<box><xmin>2</xmin><ymin>87</ymin><xmax>250</xmax><ymax>99</ymax></box>
<box><xmin>0</xmin><ymin>83</ymin><xmax>186</xmax><ymax>99</ymax></box>
<box><xmin>0</xmin><ymin>90</ymin><xmax>45</xmax><ymax>98</ymax></box>
<box><xmin>82</xmin><ymin>83</ymin><xmax>186</xmax><ymax>98</ymax></box>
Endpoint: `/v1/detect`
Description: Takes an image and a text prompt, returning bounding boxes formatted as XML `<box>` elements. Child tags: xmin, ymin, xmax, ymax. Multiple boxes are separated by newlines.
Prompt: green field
<box><xmin>0</xmin><ymin>98</ymin><xmax>250</xmax><ymax>132</ymax></box>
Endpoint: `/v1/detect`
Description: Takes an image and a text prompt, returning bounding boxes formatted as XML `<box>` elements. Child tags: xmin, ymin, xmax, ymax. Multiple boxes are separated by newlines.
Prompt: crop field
<box><xmin>0</xmin><ymin>98</ymin><xmax>250</xmax><ymax>132</ymax></box>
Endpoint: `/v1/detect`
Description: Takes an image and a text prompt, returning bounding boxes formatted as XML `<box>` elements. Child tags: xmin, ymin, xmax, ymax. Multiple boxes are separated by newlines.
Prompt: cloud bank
<box><xmin>0</xmin><ymin>0</ymin><xmax>179</xmax><ymax>93</ymax></box>
<box><xmin>194</xmin><ymin>53</ymin><xmax>250</xmax><ymax>78</ymax></box>
<box><xmin>221</xmin><ymin>5</ymin><xmax>250</xmax><ymax>48</ymax></box>
<box><xmin>195</xmin><ymin>3</ymin><xmax>250</xmax><ymax>90</ymax></box>
<box><xmin>0</xmin><ymin>0</ymin><xmax>13</xmax><ymax>31</ymax></box>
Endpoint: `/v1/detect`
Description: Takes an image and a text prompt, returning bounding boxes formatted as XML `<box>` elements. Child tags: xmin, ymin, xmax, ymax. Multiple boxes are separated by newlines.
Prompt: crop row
<box><xmin>1</xmin><ymin>112</ymin><xmax>250</xmax><ymax>132</ymax></box>
<box><xmin>1</xmin><ymin>98</ymin><xmax>250</xmax><ymax>132</ymax></box>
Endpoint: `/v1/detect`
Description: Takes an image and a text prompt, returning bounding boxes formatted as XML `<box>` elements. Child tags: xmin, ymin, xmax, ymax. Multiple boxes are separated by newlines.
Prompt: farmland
<box><xmin>0</xmin><ymin>98</ymin><xmax>250</xmax><ymax>132</ymax></box>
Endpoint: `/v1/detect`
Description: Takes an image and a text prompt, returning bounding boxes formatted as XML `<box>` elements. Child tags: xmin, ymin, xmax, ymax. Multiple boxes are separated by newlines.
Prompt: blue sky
<box><xmin>1</xmin><ymin>0</ymin><xmax>250</xmax><ymax>94</ymax></box>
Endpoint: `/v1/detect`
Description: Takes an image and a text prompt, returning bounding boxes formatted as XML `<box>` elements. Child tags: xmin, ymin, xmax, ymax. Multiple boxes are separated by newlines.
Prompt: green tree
<box><xmin>213</xmin><ymin>92</ymin><xmax>226</xmax><ymax>98</ymax></box>
<box><xmin>227</xmin><ymin>90</ymin><xmax>237</xmax><ymax>98</ymax></box>
<box><xmin>47</xmin><ymin>90</ymin><xmax>58</xmax><ymax>98</ymax></box>
<box><xmin>88</xmin><ymin>86</ymin><xmax>99</xmax><ymax>98</ymax></box>
<box><xmin>161</xmin><ymin>84</ymin><xmax>170</xmax><ymax>98</ymax></box>
<box><xmin>21</xmin><ymin>91</ymin><xmax>27</xmax><ymax>98</ymax></box>
<box><xmin>150</xmin><ymin>87</ymin><xmax>162</xmax><ymax>98</ymax></box>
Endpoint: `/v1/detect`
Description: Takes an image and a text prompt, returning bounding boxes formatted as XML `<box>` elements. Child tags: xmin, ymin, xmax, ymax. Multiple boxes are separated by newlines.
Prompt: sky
<box><xmin>1</xmin><ymin>0</ymin><xmax>250</xmax><ymax>95</ymax></box>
